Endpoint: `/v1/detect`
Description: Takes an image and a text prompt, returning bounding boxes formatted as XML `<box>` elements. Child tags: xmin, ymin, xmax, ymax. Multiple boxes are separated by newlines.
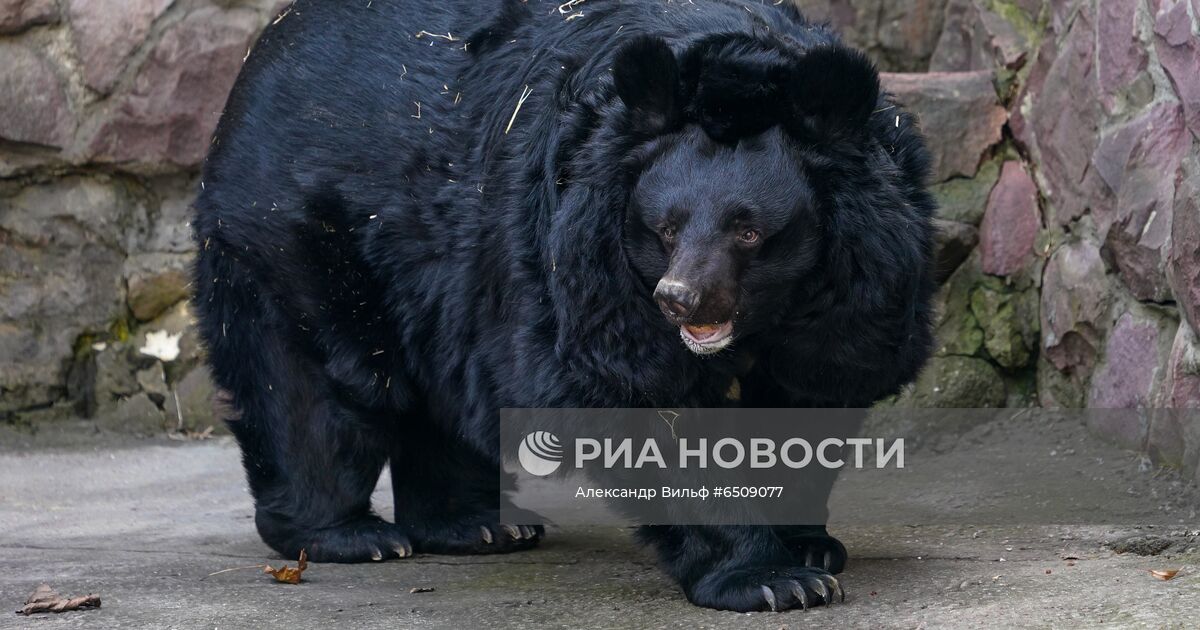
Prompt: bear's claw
<box><xmin>409</xmin><ymin>519</ymin><xmax>544</xmax><ymax>555</ymax></box>
<box><xmin>782</xmin><ymin>530</ymin><xmax>848</xmax><ymax>574</ymax></box>
<box><xmin>688</xmin><ymin>565</ymin><xmax>844</xmax><ymax>612</ymax></box>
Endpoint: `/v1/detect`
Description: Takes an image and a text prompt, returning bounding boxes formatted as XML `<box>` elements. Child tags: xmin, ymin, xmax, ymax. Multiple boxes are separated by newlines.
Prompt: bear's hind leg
<box><xmin>389</xmin><ymin>423</ymin><xmax>543</xmax><ymax>554</ymax></box>
<box><xmin>199</xmin><ymin>252</ymin><xmax>411</xmax><ymax>564</ymax></box>
<box><xmin>245</xmin><ymin>393</ymin><xmax>413</xmax><ymax>563</ymax></box>
<box><xmin>639</xmin><ymin>525</ymin><xmax>843</xmax><ymax>612</ymax></box>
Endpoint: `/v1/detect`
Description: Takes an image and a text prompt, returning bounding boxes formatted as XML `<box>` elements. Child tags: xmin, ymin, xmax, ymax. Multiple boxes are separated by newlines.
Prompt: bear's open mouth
<box><xmin>679</xmin><ymin>321</ymin><xmax>734</xmax><ymax>355</ymax></box>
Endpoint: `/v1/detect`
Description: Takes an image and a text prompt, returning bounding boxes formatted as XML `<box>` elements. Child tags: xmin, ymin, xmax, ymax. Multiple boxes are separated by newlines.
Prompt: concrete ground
<box><xmin>2</xmin><ymin>419</ymin><xmax>1199</xmax><ymax>629</ymax></box>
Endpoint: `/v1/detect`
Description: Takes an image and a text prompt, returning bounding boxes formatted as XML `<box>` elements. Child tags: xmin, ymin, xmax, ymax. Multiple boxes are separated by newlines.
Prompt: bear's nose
<box><xmin>654</xmin><ymin>279</ymin><xmax>699</xmax><ymax>321</ymax></box>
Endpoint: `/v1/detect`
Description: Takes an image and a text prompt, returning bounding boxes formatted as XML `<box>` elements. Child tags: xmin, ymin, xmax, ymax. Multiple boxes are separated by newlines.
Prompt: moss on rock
<box><xmin>969</xmin><ymin>279</ymin><xmax>1040</xmax><ymax>370</ymax></box>
<box><xmin>900</xmin><ymin>355</ymin><xmax>1007</xmax><ymax>408</ymax></box>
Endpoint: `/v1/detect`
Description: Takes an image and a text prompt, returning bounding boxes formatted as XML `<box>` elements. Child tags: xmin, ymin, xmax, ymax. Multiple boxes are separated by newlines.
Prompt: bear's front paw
<box><xmin>295</xmin><ymin>518</ymin><xmax>413</xmax><ymax>563</ymax></box>
<box><xmin>687</xmin><ymin>565</ymin><xmax>844</xmax><ymax>612</ymax></box>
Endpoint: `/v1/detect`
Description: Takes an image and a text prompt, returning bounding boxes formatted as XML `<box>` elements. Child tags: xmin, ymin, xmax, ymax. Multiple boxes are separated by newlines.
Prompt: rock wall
<box><xmin>0</xmin><ymin>0</ymin><xmax>1198</xmax><ymax>473</ymax></box>
<box><xmin>0</xmin><ymin>0</ymin><xmax>282</xmax><ymax>433</ymax></box>
<box><xmin>808</xmin><ymin>0</ymin><xmax>1200</xmax><ymax>476</ymax></box>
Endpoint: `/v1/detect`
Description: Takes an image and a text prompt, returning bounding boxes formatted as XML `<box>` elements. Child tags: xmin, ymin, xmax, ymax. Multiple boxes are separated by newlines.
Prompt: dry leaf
<box><xmin>166</xmin><ymin>426</ymin><xmax>215</xmax><ymax>441</ymax></box>
<box><xmin>264</xmin><ymin>549</ymin><xmax>308</xmax><ymax>584</ymax></box>
<box><xmin>1150</xmin><ymin>569</ymin><xmax>1180</xmax><ymax>581</ymax></box>
<box><xmin>16</xmin><ymin>583</ymin><xmax>101</xmax><ymax>616</ymax></box>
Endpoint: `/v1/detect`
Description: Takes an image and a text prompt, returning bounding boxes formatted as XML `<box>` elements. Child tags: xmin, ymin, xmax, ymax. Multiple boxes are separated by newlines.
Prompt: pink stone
<box><xmin>1161</xmin><ymin>323</ymin><xmax>1200</xmax><ymax>408</ymax></box>
<box><xmin>1041</xmin><ymin>238</ymin><xmax>1112</xmax><ymax>374</ymax></box>
<box><xmin>88</xmin><ymin>7</ymin><xmax>262</xmax><ymax>168</ymax></box>
<box><xmin>1148</xmin><ymin>325</ymin><xmax>1200</xmax><ymax>469</ymax></box>
<box><xmin>0</xmin><ymin>42</ymin><xmax>73</xmax><ymax>148</ymax></box>
<box><xmin>798</xmin><ymin>1</ymin><xmax>949</xmax><ymax>71</ymax></box>
<box><xmin>0</xmin><ymin>0</ymin><xmax>56</xmax><ymax>34</ymax></box>
<box><xmin>1015</xmin><ymin>5</ymin><xmax>1110</xmax><ymax>226</ymax></box>
<box><xmin>1155</xmin><ymin>0</ymin><xmax>1200</xmax><ymax>139</ymax></box>
<box><xmin>1088</xmin><ymin>311</ymin><xmax>1174</xmax><ymax>408</ymax></box>
<box><xmin>1097</xmin><ymin>0</ymin><xmax>1146</xmax><ymax>110</ymax></box>
<box><xmin>1169</xmin><ymin>161</ymin><xmax>1200</xmax><ymax>334</ymax></box>
<box><xmin>1099</xmin><ymin>103</ymin><xmax>1189</xmax><ymax>301</ymax></box>
<box><xmin>979</xmin><ymin>161</ymin><xmax>1040</xmax><ymax>276</ymax></box>
<box><xmin>68</xmin><ymin>0</ymin><xmax>173</xmax><ymax>94</ymax></box>
<box><xmin>881</xmin><ymin>71</ymin><xmax>1007</xmax><ymax>182</ymax></box>
<box><xmin>930</xmin><ymin>0</ymin><xmax>1036</xmax><ymax>72</ymax></box>
<box><xmin>1050</xmin><ymin>0</ymin><xmax>1081</xmax><ymax>35</ymax></box>
<box><xmin>1009</xmin><ymin>38</ymin><xmax>1055</xmax><ymax>150</ymax></box>
<box><xmin>976</xmin><ymin>6</ymin><xmax>1029</xmax><ymax>68</ymax></box>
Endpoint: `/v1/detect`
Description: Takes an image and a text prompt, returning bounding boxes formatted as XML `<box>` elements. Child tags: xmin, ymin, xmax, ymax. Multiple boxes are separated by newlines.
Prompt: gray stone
<box><xmin>164</xmin><ymin>367</ymin><xmax>220</xmax><ymax>433</ymax></box>
<box><xmin>901</xmin><ymin>355</ymin><xmax>1007</xmax><ymax>408</ymax></box>
<box><xmin>1104</xmin><ymin>534</ymin><xmax>1173</xmax><ymax>556</ymax></box>
<box><xmin>970</xmin><ymin>281</ymin><xmax>1039</xmax><ymax>370</ymax></box>
<box><xmin>930</xmin><ymin>0</ymin><xmax>1040</xmax><ymax>72</ymax></box>
<box><xmin>0</xmin><ymin>42</ymin><xmax>73</xmax><ymax>148</ymax></box>
<box><xmin>142</xmin><ymin>181</ymin><xmax>201</xmax><ymax>254</ymax></box>
<box><xmin>930</xmin><ymin>0</ymin><xmax>993</xmax><ymax>72</ymax></box>
<box><xmin>933</xmin><ymin>255</ymin><xmax>985</xmax><ymax>357</ymax></box>
<box><xmin>1037</xmin><ymin>354</ymin><xmax>1085</xmax><ymax>408</ymax></box>
<box><xmin>136</xmin><ymin>362</ymin><xmax>170</xmax><ymax>403</ymax></box>
<box><xmin>0</xmin><ymin>176</ymin><xmax>142</xmax><ymax>251</ymax></box>
<box><xmin>931</xmin><ymin>159</ymin><xmax>1001</xmax><ymax>226</ymax></box>
<box><xmin>933</xmin><ymin>219</ymin><xmax>978</xmax><ymax>283</ymax></box>
<box><xmin>95</xmin><ymin>392</ymin><xmax>164</xmax><ymax>434</ymax></box>
<box><xmin>794</xmin><ymin>0</ymin><xmax>949</xmax><ymax>71</ymax></box>
<box><xmin>94</xmin><ymin>343</ymin><xmax>142</xmax><ymax>409</ymax></box>
<box><xmin>0</xmin><ymin>180</ymin><xmax>131</xmax><ymax>414</ymax></box>
<box><xmin>868</xmin><ymin>0</ymin><xmax>951</xmax><ymax>72</ymax></box>
<box><xmin>124</xmin><ymin>252</ymin><xmax>193</xmax><ymax>322</ymax></box>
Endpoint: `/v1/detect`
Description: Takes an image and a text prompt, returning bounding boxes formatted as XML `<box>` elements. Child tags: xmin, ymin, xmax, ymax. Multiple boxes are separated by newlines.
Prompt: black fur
<box><xmin>193</xmin><ymin>0</ymin><xmax>936</xmax><ymax>613</ymax></box>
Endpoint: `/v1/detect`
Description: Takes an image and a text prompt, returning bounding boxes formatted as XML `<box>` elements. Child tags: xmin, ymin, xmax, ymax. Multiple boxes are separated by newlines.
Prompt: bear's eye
<box><xmin>737</xmin><ymin>228</ymin><xmax>760</xmax><ymax>244</ymax></box>
<box><xmin>660</xmin><ymin>225</ymin><xmax>677</xmax><ymax>242</ymax></box>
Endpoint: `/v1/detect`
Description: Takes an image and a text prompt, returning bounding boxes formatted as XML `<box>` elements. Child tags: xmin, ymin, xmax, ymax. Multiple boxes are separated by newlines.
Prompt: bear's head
<box><xmin>611</xmin><ymin>34</ymin><xmax>924</xmax><ymax>361</ymax></box>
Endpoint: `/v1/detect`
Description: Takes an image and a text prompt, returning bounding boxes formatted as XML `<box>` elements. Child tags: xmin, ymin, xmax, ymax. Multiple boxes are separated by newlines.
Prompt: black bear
<box><xmin>193</xmin><ymin>0</ymin><xmax>936</xmax><ymax>613</ymax></box>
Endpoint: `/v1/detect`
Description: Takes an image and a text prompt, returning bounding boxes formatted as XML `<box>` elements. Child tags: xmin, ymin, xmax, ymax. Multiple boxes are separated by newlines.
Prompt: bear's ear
<box><xmin>613</xmin><ymin>36</ymin><xmax>682</xmax><ymax>135</ymax></box>
<box><xmin>788</xmin><ymin>46</ymin><xmax>880</xmax><ymax>137</ymax></box>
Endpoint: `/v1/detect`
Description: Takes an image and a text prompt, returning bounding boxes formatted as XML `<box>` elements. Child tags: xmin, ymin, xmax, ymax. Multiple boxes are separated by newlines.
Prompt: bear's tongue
<box><xmin>682</xmin><ymin>322</ymin><xmax>731</xmax><ymax>342</ymax></box>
